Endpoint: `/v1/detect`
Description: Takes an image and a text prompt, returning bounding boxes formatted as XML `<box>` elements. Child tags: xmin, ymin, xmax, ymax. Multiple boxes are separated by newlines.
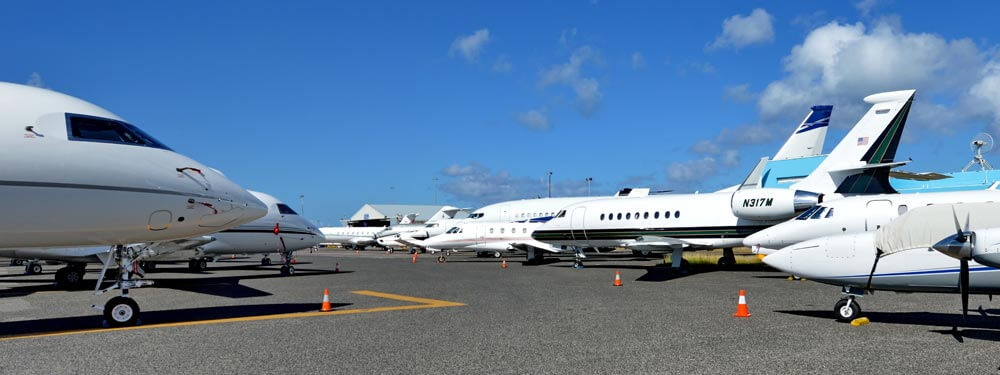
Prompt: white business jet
<box><xmin>531</xmin><ymin>91</ymin><xmax>915</xmax><ymax>269</ymax></box>
<box><xmin>0</xmin><ymin>82</ymin><xmax>268</xmax><ymax>326</ymax></box>
<box><xmin>406</xmin><ymin>221</ymin><xmax>560</xmax><ymax>261</ymax></box>
<box><xmin>762</xmin><ymin>202</ymin><xmax>1000</xmax><ymax>321</ymax></box>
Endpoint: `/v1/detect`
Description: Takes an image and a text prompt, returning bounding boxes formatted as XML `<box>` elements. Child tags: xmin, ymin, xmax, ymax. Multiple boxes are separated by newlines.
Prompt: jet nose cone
<box><xmin>243</xmin><ymin>193</ymin><xmax>268</xmax><ymax>221</ymax></box>
<box><xmin>762</xmin><ymin>249</ymin><xmax>793</xmax><ymax>274</ymax></box>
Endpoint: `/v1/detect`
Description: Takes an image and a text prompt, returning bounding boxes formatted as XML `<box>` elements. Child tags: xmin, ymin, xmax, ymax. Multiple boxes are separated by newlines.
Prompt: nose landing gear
<box><xmin>93</xmin><ymin>245</ymin><xmax>154</xmax><ymax>327</ymax></box>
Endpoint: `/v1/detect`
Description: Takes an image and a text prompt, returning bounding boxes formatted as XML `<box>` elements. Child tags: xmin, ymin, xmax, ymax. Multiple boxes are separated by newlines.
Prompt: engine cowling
<box><xmin>731</xmin><ymin>188</ymin><xmax>821</xmax><ymax>221</ymax></box>
<box><xmin>972</xmin><ymin>228</ymin><xmax>1000</xmax><ymax>268</ymax></box>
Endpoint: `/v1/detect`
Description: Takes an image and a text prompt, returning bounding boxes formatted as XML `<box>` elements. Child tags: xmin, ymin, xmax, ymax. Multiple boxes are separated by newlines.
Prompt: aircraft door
<box><xmin>865</xmin><ymin>200</ymin><xmax>894</xmax><ymax>232</ymax></box>
<box><xmin>570</xmin><ymin>207</ymin><xmax>587</xmax><ymax>241</ymax></box>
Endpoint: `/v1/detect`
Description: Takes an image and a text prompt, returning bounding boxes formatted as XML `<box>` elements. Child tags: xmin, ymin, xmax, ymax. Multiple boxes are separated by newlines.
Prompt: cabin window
<box><xmin>500</xmin><ymin>228</ymin><xmax>505</xmax><ymax>234</ymax></box>
<box><xmin>634</xmin><ymin>212</ymin><xmax>640</xmax><ymax>219</ymax></box>
<box><xmin>600</xmin><ymin>214</ymin><xmax>605</xmax><ymax>220</ymax></box>
<box><xmin>617</xmin><ymin>213</ymin><xmax>622</xmax><ymax>220</ymax></box>
<box><xmin>276</xmin><ymin>204</ymin><xmax>298</xmax><ymax>215</ymax></box>
<box><xmin>674</xmin><ymin>211</ymin><xmax>680</xmax><ymax>219</ymax></box>
<box><xmin>654</xmin><ymin>212</ymin><xmax>660</xmax><ymax>219</ymax></box>
<box><xmin>490</xmin><ymin>228</ymin><xmax>494</xmax><ymax>234</ymax></box>
<box><xmin>523</xmin><ymin>228</ymin><xmax>527</xmax><ymax>234</ymax></box>
<box><xmin>67</xmin><ymin>114</ymin><xmax>172</xmax><ymax>150</ymax></box>
<box><xmin>897</xmin><ymin>205</ymin><xmax>908</xmax><ymax>215</ymax></box>
<box><xmin>643</xmin><ymin>212</ymin><xmax>649</xmax><ymax>219</ymax></box>
<box><xmin>626</xmin><ymin>213</ymin><xmax>631</xmax><ymax>220</ymax></box>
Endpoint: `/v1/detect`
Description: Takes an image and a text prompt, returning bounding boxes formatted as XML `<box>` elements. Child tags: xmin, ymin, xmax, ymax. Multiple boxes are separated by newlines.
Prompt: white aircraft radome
<box><xmin>0</xmin><ymin>82</ymin><xmax>268</xmax><ymax>327</ymax></box>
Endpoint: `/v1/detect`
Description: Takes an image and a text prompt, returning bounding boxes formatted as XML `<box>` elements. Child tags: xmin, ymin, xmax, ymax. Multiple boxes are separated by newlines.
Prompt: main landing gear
<box><xmin>261</xmin><ymin>256</ymin><xmax>272</xmax><ymax>266</ymax></box>
<box><xmin>187</xmin><ymin>258</ymin><xmax>209</xmax><ymax>272</ymax></box>
<box><xmin>717</xmin><ymin>248</ymin><xmax>736</xmax><ymax>269</ymax></box>
<box><xmin>24</xmin><ymin>261</ymin><xmax>43</xmax><ymax>275</ymax></box>
<box><xmin>279</xmin><ymin>251</ymin><xmax>295</xmax><ymax>276</ymax></box>
<box><xmin>55</xmin><ymin>263</ymin><xmax>87</xmax><ymax>288</ymax></box>
<box><xmin>94</xmin><ymin>245</ymin><xmax>154</xmax><ymax>327</ymax></box>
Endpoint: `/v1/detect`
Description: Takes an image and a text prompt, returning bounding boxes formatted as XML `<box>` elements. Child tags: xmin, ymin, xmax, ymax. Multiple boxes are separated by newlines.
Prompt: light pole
<box><xmin>586</xmin><ymin>177</ymin><xmax>592</xmax><ymax>196</ymax></box>
<box><xmin>433</xmin><ymin>177</ymin><xmax>439</xmax><ymax>204</ymax></box>
<box><xmin>547</xmin><ymin>171</ymin><xmax>553</xmax><ymax>198</ymax></box>
<box><xmin>299</xmin><ymin>194</ymin><xmax>305</xmax><ymax>216</ymax></box>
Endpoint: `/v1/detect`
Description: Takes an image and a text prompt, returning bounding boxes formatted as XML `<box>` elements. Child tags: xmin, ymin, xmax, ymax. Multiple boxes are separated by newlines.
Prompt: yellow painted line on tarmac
<box><xmin>0</xmin><ymin>290</ymin><xmax>464</xmax><ymax>342</ymax></box>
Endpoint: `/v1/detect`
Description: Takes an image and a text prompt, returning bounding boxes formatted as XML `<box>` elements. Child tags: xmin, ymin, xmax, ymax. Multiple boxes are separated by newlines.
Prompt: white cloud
<box><xmin>667</xmin><ymin>157</ymin><xmax>719</xmax><ymax>185</ymax></box>
<box><xmin>710</xmin><ymin>8</ymin><xmax>775</xmax><ymax>50</ymax></box>
<box><xmin>855</xmin><ymin>0</ymin><xmax>879</xmax><ymax>17</ymax></box>
<box><xmin>757</xmin><ymin>19</ymin><xmax>985</xmax><ymax>132</ymax></box>
<box><xmin>450</xmin><ymin>29</ymin><xmax>490</xmax><ymax>62</ymax></box>
<box><xmin>516</xmin><ymin>109</ymin><xmax>549</xmax><ymax>130</ymax></box>
<box><xmin>439</xmin><ymin>163</ymin><xmax>592</xmax><ymax>204</ymax></box>
<box><xmin>25</xmin><ymin>72</ymin><xmax>43</xmax><ymax>88</ymax></box>
<box><xmin>539</xmin><ymin>46</ymin><xmax>603</xmax><ymax>117</ymax></box>
<box><xmin>724</xmin><ymin>84</ymin><xmax>757</xmax><ymax>102</ymax></box>
<box><xmin>631</xmin><ymin>52</ymin><xmax>646</xmax><ymax>69</ymax></box>
<box><xmin>560</xmin><ymin>27</ymin><xmax>577</xmax><ymax>47</ymax></box>
<box><xmin>492</xmin><ymin>55</ymin><xmax>512</xmax><ymax>73</ymax></box>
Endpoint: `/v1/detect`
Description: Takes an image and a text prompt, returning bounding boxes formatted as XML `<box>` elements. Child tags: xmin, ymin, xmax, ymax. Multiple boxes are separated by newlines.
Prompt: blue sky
<box><xmin>5</xmin><ymin>1</ymin><xmax>1000</xmax><ymax>225</ymax></box>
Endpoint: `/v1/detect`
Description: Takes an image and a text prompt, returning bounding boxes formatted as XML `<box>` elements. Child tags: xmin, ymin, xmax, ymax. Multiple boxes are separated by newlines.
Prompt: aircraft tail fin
<box><xmin>791</xmin><ymin>90</ymin><xmax>915</xmax><ymax>195</ymax></box>
<box><xmin>397</xmin><ymin>213</ymin><xmax>419</xmax><ymax>225</ymax></box>
<box><xmin>426</xmin><ymin>206</ymin><xmax>468</xmax><ymax>223</ymax></box>
<box><xmin>772</xmin><ymin>105</ymin><xmax>832</xmax><ymax>160</ymax></box>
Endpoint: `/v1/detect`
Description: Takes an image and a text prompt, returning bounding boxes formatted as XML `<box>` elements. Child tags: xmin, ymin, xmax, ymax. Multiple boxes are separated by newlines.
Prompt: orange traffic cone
<box><xmin>320</xmin><ymin>288</ymin><xmax>332</xmax><ymax>312</ymax></box>
<box><xmin>613</xmin><ymin>270</ymin><xmax>623</xmax><ymax>287</ymax></box>
<box><xmin>733</xmin><ymin>289</ymin><xmax>751</xmax><ymax>317</ymax></box>
<box><xmin>334</xmin><ymin>262</ymin><xmax>340</xmax><ymax>273</ymax></box>
<box><xmin>412</xmin><ymin>252</ymin><xmax>418</xmax><ymax>263</ymax></box>
<box><xmin>501</xmin><ymin>258</ymin><xmax>507</xmax><ymax>269</ymax></box>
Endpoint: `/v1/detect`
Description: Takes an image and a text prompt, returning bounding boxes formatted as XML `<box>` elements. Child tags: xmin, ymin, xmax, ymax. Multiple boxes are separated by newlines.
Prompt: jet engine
<box><xmin>730</xmin><ymin>189</ymin><xmax>822</xmax><ymax>221</ymax></box>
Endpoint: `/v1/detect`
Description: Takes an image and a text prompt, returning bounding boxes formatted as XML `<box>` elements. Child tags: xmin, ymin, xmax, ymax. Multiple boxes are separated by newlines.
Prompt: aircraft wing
<box><xmin>623</xmin><ymin>236</ymin><xmax>691</xmax><ymax>252</ymax></box>
<box><xmin>888</xmin><ymin>170</ymin><xmax>951</xmax><ymax>181</ymax></box>
<box><xmin>396</xmin><ymin>236</ymin><xmax>427</xmax><ymax>249</ymax></box>
<box><xmin>508</xmin><ymin>239</ymin><xmax>565</xmax><ymax>253</ymax></box>
<box><xmin>140</xmin><ymin>236</ymin><xmax>216</xmax><ymax>258</ymax></box>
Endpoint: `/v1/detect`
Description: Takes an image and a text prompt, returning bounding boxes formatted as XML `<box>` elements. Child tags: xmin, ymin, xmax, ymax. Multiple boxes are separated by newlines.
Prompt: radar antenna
<box><xmin>963</xmin><ymin>132</ymin><xmax>994</xmax><ymax>172</ymax></box>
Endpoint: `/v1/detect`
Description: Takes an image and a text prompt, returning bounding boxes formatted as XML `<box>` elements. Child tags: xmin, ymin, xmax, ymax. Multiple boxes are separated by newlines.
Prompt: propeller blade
<box><xmin>951</xmin><ymin>206</ymin><xmax>966</xmax><ymax>242</ymax></box>
<box><xmin>865</xmin><ymin>249</ymin><xmax>883</xmax><ymax>292</ymax></box>
<box><xmin>960</xmin><ymin>259</ymin><xmax>970</xmax><ymax>318</ymax></box>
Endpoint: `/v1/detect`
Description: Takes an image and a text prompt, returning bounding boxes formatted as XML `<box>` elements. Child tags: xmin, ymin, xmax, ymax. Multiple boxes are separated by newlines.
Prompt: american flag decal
<box><xmin>857</xmin><ymin>137</ymin><xmax>869</xmax><ymax>146</ymax></box>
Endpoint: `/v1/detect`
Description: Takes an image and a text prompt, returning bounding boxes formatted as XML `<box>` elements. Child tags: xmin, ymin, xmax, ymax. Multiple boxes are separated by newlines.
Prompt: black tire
<box><xmin>717</xmin><ymin>257</ymin><xmax>735</xmax><ymax>268</ymax></box>
<box><xmin>27</xmin><ymin>263</ymin><xmax>42</xmax><ymax>275</ymax></box>
<box><xmin>280</xmin><ymin>265</ymin><xmax>289</xmax><ymax>276</ymax></box>
<box><xmin>287</xmin><ymin>266</ymin><xmax>295</xmax><ymax>275</ymax></box>
<box><xmin>198</xmin><ymin>259</ymin><xmax>208</xmax><ymax>271</ymax></box>
<box><xmin>188</xmin><ymin>259</ymin><xmax>199</xmax><ymax>271</ymax></box>
<box><xmin>409</xmin><ymin>249</ymin><xmax>417</xmax><ymax>254</ymax></box>
<box><xmin>104</xmin><ymin>296</ymin><xmax>140</xmax><ymax>327</ymax></box>
<box><xmin>493</xmin><ymin>251</ymin><xmax>502</xmax><ymax>258</ymax></box>
<box><xmin>834</xmin><ymin>298</ymin><xmax>861</xmax><ymax>322</ymax></box>
<box><xmin>261</xmin><ymin>258</ymin><xmax>272</xmax><ymax>266</ymax></box>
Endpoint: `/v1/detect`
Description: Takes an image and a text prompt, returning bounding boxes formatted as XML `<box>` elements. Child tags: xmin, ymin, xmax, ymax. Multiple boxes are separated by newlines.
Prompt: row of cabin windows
<box><xmin>599</xmin><ymin>211</ymin><xmax>680</xmax><ymax>221</ymax></box>
<box><xmin>518</xmin><ymin>212</ymin><xmax>555</xmax><ymax>219</ymax></box>
<box><xmin>489</xmin><ymin>227</ymin><xmax>529</xmax><ymax>234</ymax></box>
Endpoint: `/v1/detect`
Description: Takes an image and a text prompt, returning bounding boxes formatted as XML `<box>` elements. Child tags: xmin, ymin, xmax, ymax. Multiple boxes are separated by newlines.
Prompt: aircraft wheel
<box><xmin>261</xmin><ymin>258</ymin><xmax>272</xmax><ymax>266</ymax></box>
<box><xmin>287</xmin><ymin>266</ymin><xmax>295</xmax><ymax>275</ymax></box>
<box><xmin>56</xmin><ymin>267</ymin><xmax>85</xmax><ymax>288</ymax></box>
<box><xmin>26</xmin><ymin>263</ymin><xmax>42</xmax><ymax>275</ymax></box>
<box><xmin>198</xmin><ymin>259</ymin><xmax>208</xmax><ymax>271</ymax></box>
<box><xmin>280</xmin><ymin>265</ymin><xmax>290</xmax><ymax>276</ymax></box>
<box><xmin>410</xmin><ymin>249</ymin><xmax>417</xmax><ymax>254</ymax></box>
<box><xmin>104</xmin><ymin>296</ymin><xmax>140</xmax><ymax>327</ymax></box>
<box><xmin>187</xmin><ymin>259</ymin><xmax>199</xmax><ymax>271</ymax></box>
<box><xmin>143</xmin><ymin>262</ymin><xmax>156</xmax><ymax>272</ymax></box>
<box><xmin>717</xmin><ymin>257</ymin><xmax>735</xmax><ymax>268</ymax></box>
<box><xmin>834</xmin><ymin>298</ymin><xmax>861</xmax><ymax>322</ymax></box>
<box><xmin>493</xmin><ymin>251</ymin><xmax>502</xmax><ymax>258</ymax></box>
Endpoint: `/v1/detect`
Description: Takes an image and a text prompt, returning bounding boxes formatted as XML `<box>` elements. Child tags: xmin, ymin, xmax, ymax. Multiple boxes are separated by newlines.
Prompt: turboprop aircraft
<box><xmin>0</xmin><ymin>82</ymin><xmax>268</xmax><ymax>326</ymax></box>
<box><xmin>320</xmin><ymin>226</ymin><xmax>384</xmax><ymax>249</ymax></box>
<box><xmin>531</xmin><ymin>90</ymin><xmax>916</xmax><ymax>268</ymax></box>
<box><xmin>762</xmin><ymin>202</ymin><xmax>1000</xmax><ymax>322</ymax></box>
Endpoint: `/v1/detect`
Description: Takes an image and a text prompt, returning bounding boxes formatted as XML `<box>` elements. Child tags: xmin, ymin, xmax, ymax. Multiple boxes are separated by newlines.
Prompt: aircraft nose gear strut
<box><xmin>279</xmin><ymin>250</ymin><xmax>295</xmax><ymax>276</ymax></box>
<box><xmin>92</xmin><ymin>245</ymin><xmax>154</xmax><ymax>327</ymax></box>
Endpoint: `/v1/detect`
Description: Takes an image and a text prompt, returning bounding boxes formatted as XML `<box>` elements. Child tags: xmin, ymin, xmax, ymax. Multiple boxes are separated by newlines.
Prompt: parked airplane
<box><xmin>531</xmin><ymin>91</ymin><xmax>915</xmax><ymax>268</ymax></box>
<box><xmin>762</xmin><ymin>202</ymin><xmax>1000</xmax><ymax>321</ymax></box>
<box><xmin>743</xmin><ymin>189</ymin><xmax>1000</xmax><ymax>254</ymax></box>
<box><xmin>404</xmin><ymin>221</ymin><xmax>560</xmax><ymax>261</ymax></box>
<box><xmin>0</xmin><ymin>82</ymin><xmax>267</xmax><ymax>326</ymax></box>
<box><xmin>320</xmin><ymin>226</ymin><xmax>385</xmax><ymax>249</ymax></box>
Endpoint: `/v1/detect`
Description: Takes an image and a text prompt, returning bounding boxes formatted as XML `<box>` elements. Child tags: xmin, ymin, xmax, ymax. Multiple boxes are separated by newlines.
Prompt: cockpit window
<box><xmin>447</xmin><ymin>227</ymin><xmax>459</xmax><ymax>234</ymax></box>
<box><xmin>276</xmin><ymin>203</ymin><xmax>298</xmax><ymax>215</ymax></box>
<box><xmin>809</xmin><ymin>207</ymin><xmax>827</xmax><ymax>219</ymax></box>
<box><xmin>825</xmin><ymin>208</ymin><xmax>834</xmax><ymax>218</ymax></box>
<box><xmin>469</xmin><ymin>213</ymin><xmax>484</xmax><ymax>219</ymax></box>
<box><xmin>555</xmin><ymin>210</ymin><xmax>566</xmax><ymax>218</ymax></box>
<box><xmin>795</xmin><ymin>206</ymin><xmax>819</xmax><ymax>220</ymax></box>
<box><xmin>66</xmin><ymin>114</ymin><xmax>172</xmax><ymax>150</ymax></box>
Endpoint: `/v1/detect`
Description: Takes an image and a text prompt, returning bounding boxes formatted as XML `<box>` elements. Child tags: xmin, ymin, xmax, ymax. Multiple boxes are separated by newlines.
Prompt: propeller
<box><xmin>931</xmin><ymin>206</ymin><xmax>974</xmax><ymax>318</ymax></box>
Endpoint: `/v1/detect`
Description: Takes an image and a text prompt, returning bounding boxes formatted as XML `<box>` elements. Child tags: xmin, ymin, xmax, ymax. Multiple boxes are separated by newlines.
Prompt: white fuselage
<box><xmin>468</xmin><ymin>197</ymin><xmax>604</xmax><ymax>223</ymax></box>
<box><xmin>0</xmin><ymin>82</ymin><xmax>267</xmax><ymax>248</ymax></box>
<box><xmin>421</xmin><ymin>222</ymin><xmax>543</xmax><ymax>253</ymax></box>
<box><xmin>743</xmin><ymin>190</ymin><xmax>1000</xmax><ymax>253</ymax></box>
<box><xmin>320</xmin><ymin>226</ymin><xmax>384</xmax><ymax>247</ymax></box>
<box><xmin>763</xmin><ymin>232</ymin><xmax>1000</xmax><ymax>293</ymax></box>
<box><xmin>532</xmin><ymin>193</ymin><xmax>776</xmax><ymax>249</ymax></box>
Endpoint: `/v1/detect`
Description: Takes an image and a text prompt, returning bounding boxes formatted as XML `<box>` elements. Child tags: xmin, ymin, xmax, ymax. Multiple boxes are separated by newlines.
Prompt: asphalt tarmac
<box><xmin>1</xmin><ymin>250</ymin><xmax>998</xmax><ymax>374</ymax></box>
